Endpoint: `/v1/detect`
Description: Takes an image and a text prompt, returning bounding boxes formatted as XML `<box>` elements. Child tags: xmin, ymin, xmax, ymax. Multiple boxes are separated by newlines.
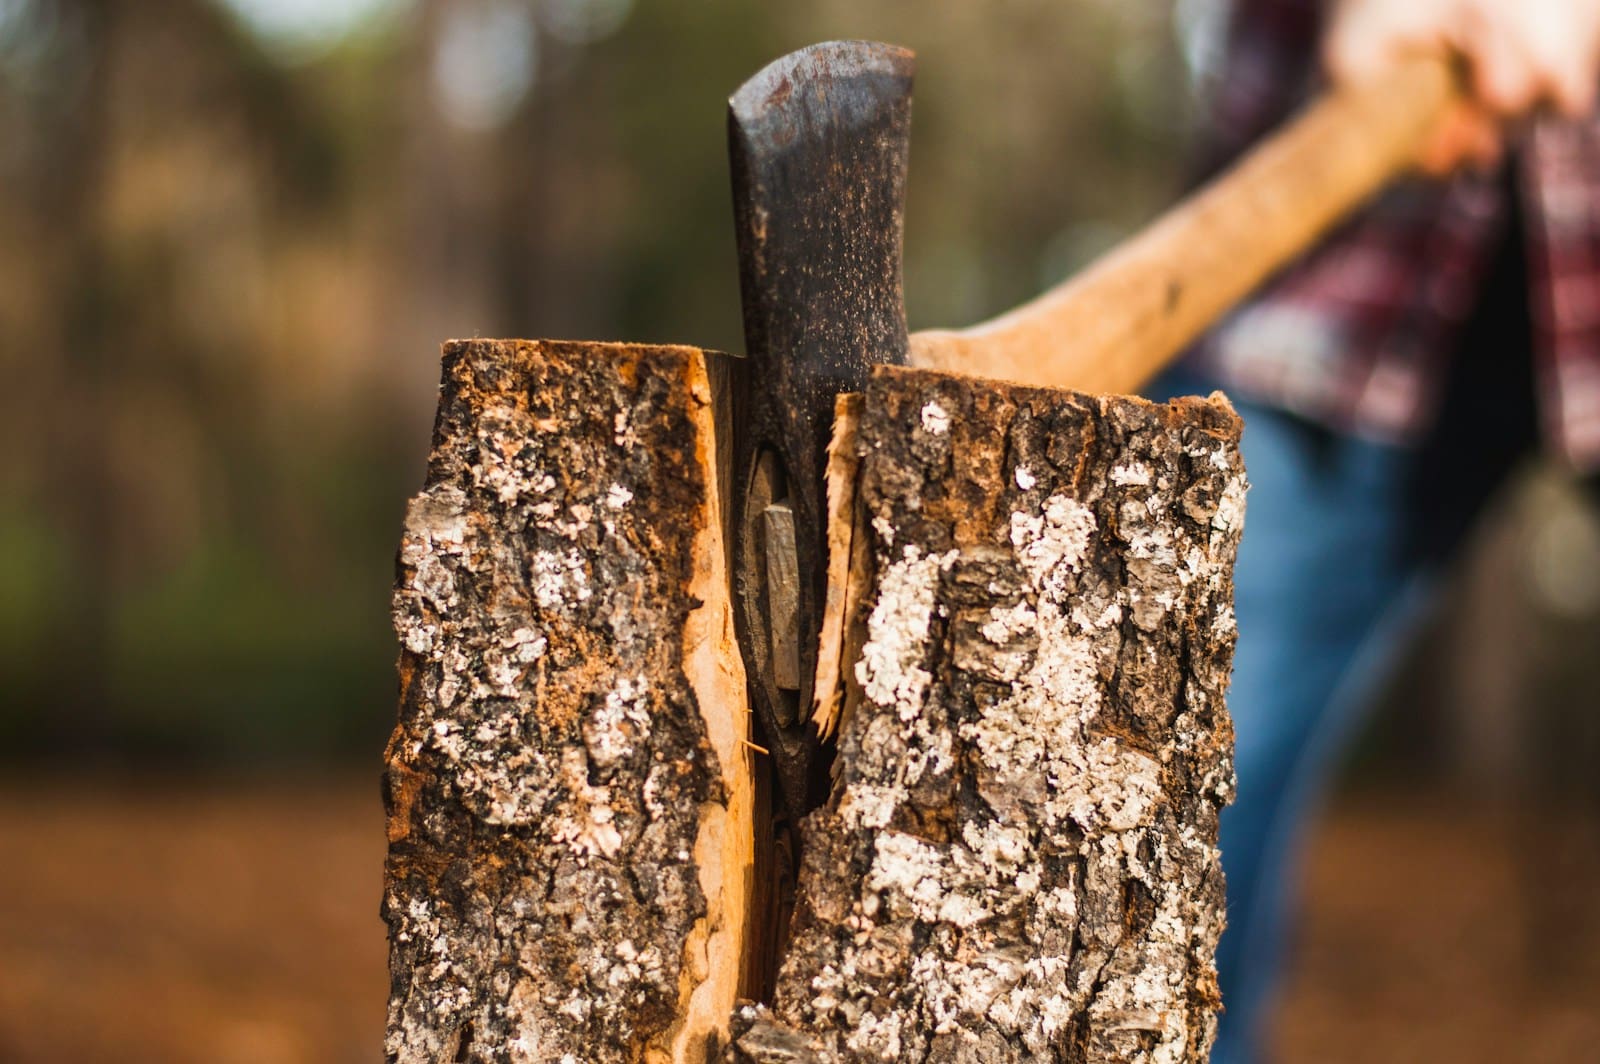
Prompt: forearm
<box><xmin>1324</xmin><ymin>0</ymin><xmax>1600</xmax><ymax>172</ymax></box>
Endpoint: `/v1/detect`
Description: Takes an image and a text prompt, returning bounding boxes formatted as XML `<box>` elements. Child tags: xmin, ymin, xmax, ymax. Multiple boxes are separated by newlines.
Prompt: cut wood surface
<box><xmin>385</xmin><ymin>342</ymin><xmax>1244</xmax><ymax>1063</ymax></box>
<box><xmin>728</xmin><ymin>367</ymin><xmax>1244</xmax><ymax>1063</ymax></box>
<box><xmin>384</xmin><ymin>339</ymin><xmax>752</xmax><ymax>1063</ymax></box>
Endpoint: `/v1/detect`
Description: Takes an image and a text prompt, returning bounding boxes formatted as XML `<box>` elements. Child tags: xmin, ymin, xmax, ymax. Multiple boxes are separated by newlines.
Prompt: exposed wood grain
<box><xmin>812</xmin><ymin>392</ymin><xmax>866</xmax><ymax>741</ymax></box>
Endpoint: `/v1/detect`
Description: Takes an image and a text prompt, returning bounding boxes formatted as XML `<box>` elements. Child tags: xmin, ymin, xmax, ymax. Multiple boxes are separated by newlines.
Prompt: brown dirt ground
<box><xmin>1270</xmin><ymin>792</ymin><xmax>1600</xmax><ymax>1063</ymax></box>
<box><xmin>0</xmin><ymin>777</ymin><xmax>386</xmax><ymax>1064</ymax></box>
<box><xmin>0</xmin><ymin>779</ymin><xmax>1596</xmax><ymax>1062</ymax></box>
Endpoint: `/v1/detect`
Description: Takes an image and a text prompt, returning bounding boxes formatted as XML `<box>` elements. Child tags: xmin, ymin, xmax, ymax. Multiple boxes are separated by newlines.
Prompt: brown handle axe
<box><xmin>727</xmin><ymin>40</ymin><xmax>1456</xmax><ymax>816</ymax></box>
<box><xmin>910</xmin><ymin>50</ymin><xmax>1458</xmax><ymax>392</ymax></box>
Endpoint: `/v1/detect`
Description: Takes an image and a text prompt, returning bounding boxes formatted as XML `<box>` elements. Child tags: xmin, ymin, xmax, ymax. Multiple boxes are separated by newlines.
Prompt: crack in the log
<box><xmin>386</xmin><ymin>349</ymin><xmax>1240</xmax><ymax>1062</ymax></box>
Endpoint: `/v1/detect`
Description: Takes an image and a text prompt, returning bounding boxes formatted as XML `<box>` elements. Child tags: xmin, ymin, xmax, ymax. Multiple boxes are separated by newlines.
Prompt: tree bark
<box><xmin>727</xmin><ymin>366</ymin><xmax>1243</xmax><ymax>1063</ymax></box>
<box><xmin>385</xmin><ymin>343</ymin><xmax>1244</xmax><ymax>1063</ymax></box>
<box><xmin>384</xmin><ymin>339</ymin><xmax>752</xmax><ymax>1063</ymax></box>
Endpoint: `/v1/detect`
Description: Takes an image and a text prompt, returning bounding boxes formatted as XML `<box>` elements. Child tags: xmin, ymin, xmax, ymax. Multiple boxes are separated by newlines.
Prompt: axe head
<box><xmin>727</xmin><ymin>41</ymin><xmax>914</xmax><ymax>817</ymax></box>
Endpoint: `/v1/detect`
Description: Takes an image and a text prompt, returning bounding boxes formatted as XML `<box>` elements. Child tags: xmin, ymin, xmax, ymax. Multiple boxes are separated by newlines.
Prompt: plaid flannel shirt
<box><xmin>1194</xmin><ymin>0</ymin><xmax>1600</xmax><ymax>470</ymax></box>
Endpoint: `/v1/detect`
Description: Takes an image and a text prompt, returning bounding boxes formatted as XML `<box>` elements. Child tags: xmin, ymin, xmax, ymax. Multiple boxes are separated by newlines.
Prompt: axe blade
<box><xmin>728</xmin><ymin>40</ymin><xmax>914</xmax><ymax>816</ymax></box>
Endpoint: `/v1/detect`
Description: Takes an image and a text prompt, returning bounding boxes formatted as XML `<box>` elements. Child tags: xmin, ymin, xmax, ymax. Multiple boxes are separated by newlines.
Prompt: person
<box><xmin>1161</xmin><ymin>1</ymin><xmax>1600</xmax><ymax>1060</ymax></box>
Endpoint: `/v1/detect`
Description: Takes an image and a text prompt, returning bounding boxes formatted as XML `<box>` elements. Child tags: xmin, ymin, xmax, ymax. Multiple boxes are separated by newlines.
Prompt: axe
<box><xmin>727</xmin><ymin>40</ymin><xmax>1456</xmax><ymax>817</ymax></box>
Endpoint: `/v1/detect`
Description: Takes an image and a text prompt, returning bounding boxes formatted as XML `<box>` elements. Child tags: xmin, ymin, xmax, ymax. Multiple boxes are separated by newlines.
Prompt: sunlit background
<box><xmin>1</xmin><ymin>1</ymin><xmax>1597</xmax><ymax>1060</ymax></box>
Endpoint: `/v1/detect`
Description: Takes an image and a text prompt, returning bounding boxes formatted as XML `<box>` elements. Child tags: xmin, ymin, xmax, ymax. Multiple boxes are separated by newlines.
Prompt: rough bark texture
<box><xmin>384</xmin><ymin>339</ymin><xmax>751</xmax><ymax>1063</ymax></box>
<box><xmin>728</xmin><ymin>366</ymin><xmax>1244</xmax><ymax>1064</ymax></box>
<box><xmin>385</xmin><ymin>344</ymin><xmax>1243</xmax><ymax>1064</ymax></box>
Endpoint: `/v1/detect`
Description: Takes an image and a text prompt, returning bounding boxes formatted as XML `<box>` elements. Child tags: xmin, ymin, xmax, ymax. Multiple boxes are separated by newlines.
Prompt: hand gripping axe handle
<box><xmin>727</xmin><ymin>41</ymin><xmax>1458</xmax><ymax>817</ymax></box>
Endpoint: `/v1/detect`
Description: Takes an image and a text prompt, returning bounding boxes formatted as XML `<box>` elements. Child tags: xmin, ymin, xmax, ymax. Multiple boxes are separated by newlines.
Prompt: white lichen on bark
<box><xmin>729</xmin><ymin>366</ymin><xmax>1243</xmax><ymax>1064</ymax></box>
<box><xmin>385</xmin><ymin>340</ymin><xmax>749</xmax><ymax>1064</ymax></box>
<box><xmin>387</xmin><ymin>346</ymin><xmax>1241</xmax><ymax>1064</ymax></box>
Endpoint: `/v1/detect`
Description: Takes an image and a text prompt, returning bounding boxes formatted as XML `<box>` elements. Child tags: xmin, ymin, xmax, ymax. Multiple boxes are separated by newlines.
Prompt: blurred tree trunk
<box><xmin>35</xmin><ymin>0</ymin><xmax>119</xmax><ymax>745</ymax></box>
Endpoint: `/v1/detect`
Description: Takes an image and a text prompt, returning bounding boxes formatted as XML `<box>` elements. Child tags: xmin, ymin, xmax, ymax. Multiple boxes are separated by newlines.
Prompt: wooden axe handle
<box><xmin>909</xmin><ymin>54</ymin><xmax>1459</xmax><ymax>394</ymax></box>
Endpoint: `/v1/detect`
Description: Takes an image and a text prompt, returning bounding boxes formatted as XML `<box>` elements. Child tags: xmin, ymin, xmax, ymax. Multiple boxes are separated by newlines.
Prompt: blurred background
<box><xmin>0</xmin><ymin>0</ymin><xmax>1596</xmax><ymax>1060</ymax></box>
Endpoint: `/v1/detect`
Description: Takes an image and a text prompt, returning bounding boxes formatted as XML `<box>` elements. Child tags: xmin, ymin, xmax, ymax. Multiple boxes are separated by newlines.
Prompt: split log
<box><xmin>384</xmin><ymin>339</ymin><xmax>752</xmax><ymax>1063</ymax></box>
<box><xmin>727</xmin><ymin>367</ymin><xmax>1244</xmax><ymax>1063</ymax></box>
<box><xmin>384</xmin><ymin>342</ymin><xmax>1244</xmax><ymax>1063</ymax></box>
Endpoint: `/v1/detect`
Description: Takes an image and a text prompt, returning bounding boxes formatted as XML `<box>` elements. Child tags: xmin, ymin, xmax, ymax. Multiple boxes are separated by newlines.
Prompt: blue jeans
<box><xmin>1208</xmin><ymin>402</ymin><xmax>1428</xmax><ymax>1062</ymax></box>
<box><xmin>1179</xmin><ymin>393</ymin><xmax>1534</xmax><ymax>1062</ymax></box>
<box><xmin>1162</xmin><ymin>187</ymin><xmax>1541</xmax><ymax>1062</ymax></box>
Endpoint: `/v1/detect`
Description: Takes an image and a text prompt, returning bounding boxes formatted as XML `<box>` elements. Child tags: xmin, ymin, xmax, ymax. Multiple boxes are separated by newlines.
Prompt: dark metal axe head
<box><xmin>727</xmin><ymin>41</ymin><xmax>914</xmax><ymax>818</ymax></box>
